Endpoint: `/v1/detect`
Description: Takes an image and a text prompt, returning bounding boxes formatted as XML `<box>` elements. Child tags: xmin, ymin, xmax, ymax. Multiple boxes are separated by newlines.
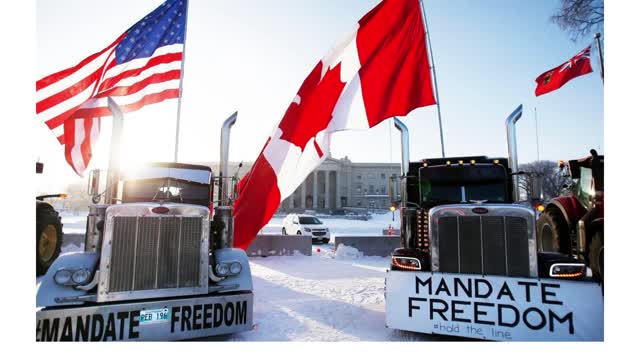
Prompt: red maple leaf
<box><xmin>278</xmin><ymin>61</ymin><xmax>346</xmax><ymax>157</ymax></box>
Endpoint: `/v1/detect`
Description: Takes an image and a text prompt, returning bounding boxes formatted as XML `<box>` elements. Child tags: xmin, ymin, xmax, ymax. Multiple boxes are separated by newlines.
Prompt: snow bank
<box><xmin>334</xmin><ymin>244</ymin><xmax>363</xmax><ymax>260</ymax></box>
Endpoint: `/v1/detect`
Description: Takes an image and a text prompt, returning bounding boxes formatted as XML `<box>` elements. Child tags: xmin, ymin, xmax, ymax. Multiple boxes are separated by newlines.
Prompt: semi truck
<box><xmin>36</xmin><ymin>102</ymin><xmax>253</xmax><ymax>341</ymax></box>
<box><xmin>384</xmin><ymin>105</ymin><xmax>603</xmax><ymax>341</ymax></box>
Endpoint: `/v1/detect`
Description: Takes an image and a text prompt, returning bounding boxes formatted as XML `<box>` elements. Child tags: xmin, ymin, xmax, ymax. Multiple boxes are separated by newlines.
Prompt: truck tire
<box><xmin>589</xmin><ymin>230</ymin><xmax>604</xmax><ymax>282</ymax></box>
<box><xmin>36</xmin><ymin>209</ymin><xmax>63</xmax><ymax>276</ymax></box>
<box><xmin>537</xmin><ymin>207</ymin><xmax>570</xmax><ymax>254</ymax></box>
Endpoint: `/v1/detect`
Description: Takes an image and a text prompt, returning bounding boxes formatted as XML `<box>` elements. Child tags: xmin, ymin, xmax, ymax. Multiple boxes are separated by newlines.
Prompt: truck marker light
<box><xmin>470</xmin><ymin>159</ymin><xmax>476</xmax><ymax>165</ymax></box>
<box><xmin>423</xmin><ymin>162</ymin><xmax>428</xmax><ymax>167</ymax></box>
<box><xmin>536</xmin><ymin>205</ymin><xmax>545</xmax><ymax>212</ymax></box>
<box><xmin>458</xmin><ymin>160</ymin><xmax>464</xmax><ymax>165</ymax></box>
<box><xmin>446</xmin><ymin>161</ymin><xmax>451</xmax><ymax>166</ymax></box>
<box><xmin>493</xmin><ymin>159</ymin><xmax>500</xmax><ymax>165</ymax></box>
<box><xmin>390</xmin><ymin>206</ymin><xmax>396</xmax><ymax>212</ymax></box>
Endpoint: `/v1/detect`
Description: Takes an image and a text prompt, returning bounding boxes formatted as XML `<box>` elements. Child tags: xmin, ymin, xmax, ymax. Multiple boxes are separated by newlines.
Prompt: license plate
<box><xmin>139</xmin><ymin>308</ymin><xmax>169</xmax><ymax>324</ymax></box>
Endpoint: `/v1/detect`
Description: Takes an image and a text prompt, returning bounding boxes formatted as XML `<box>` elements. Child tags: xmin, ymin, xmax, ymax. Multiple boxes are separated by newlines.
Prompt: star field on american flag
<box><xmin>116</xmin><ymin>0</ymin><xmax>185</xmax><ymax>63</ymax></box>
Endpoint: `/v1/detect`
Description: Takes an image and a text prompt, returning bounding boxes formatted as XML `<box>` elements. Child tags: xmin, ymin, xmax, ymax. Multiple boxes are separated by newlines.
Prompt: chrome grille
<box><xmin>431</xmin><ymin>210</ymin><xmax>534</xmax><ymax>277</ymax></box>
<box><xmin>108</xmin><ymin>216</ymin><xmax>203</xmax><ymax>292</ymax></box>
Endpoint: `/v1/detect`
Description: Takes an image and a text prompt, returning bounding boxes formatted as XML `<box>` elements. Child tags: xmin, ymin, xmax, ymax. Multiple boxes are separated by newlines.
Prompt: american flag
<box><xmin>36</xmin><ymin>0</ymin><xmax>187</xmax><ymax>175</ymax></box>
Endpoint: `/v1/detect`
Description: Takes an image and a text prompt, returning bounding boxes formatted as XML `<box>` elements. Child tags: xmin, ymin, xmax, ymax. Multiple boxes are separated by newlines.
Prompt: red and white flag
<box><xmin>36</xmin><ymin>0</ymin><xmax>187</xmax><ymax>175</ymax></box>
<box><xmin>233</xmin><ymin>0</ymin><xmax>436</xmax><ymax>249</ymax></box>
<box><xmin>535</xmin><ymin>45</ymin><xmax>593</xmax><ymax>97</ymax></box>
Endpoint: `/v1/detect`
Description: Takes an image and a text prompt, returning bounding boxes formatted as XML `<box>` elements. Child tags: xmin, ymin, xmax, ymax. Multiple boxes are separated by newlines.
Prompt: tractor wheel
<box><xmin>282</xmin><ymin>227</ymin><xmax>287</xmax><ymax>235</ymax></box>
<box><xmin>589</xmin><ymin>230</ymin><xmax>604</xmax><ymax>282</ymax></box>
<box><xmin>36</xmin><ymin>209</ymin><xmax>63</xmax><ymax>276</ymax></box>
<box><xmin>536</xmin><ymin>207</ymin><xmax>570</xmax><ymax>254</ymax></box>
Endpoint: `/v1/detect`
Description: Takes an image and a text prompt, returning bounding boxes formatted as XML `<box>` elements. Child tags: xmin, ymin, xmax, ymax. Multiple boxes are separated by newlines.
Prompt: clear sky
<box><xmin>35</xmin><ymin>0</ymin><xmax>604</xmax><ymax>192</ymax></box>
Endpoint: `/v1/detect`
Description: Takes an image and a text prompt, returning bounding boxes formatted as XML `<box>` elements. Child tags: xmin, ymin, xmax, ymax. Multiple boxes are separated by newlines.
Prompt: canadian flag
<box><xmin>233</xmin><ymin>0</ymin><xmax>436</xmax><ymax>249</ymax></box>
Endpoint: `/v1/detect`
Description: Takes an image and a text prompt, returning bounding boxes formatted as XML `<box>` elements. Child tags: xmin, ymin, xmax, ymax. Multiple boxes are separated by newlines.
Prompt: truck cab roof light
<box><xmin>493</xmin><ymin>159</ymin><xmax>500</xmax><ymax>165</ymax></box>
<box><xmin>470</xmin><ymin>159</ymin><xmax>476</xmax><ymax>165</ymax></box>
<box><xmin>445</xmin><ymin>161</ymin><xmax>451</xmax><ymax>166</ymax></box>
<box><xmin>458</xmin><ymin>160</ymin><xmax>464</xmax><ymax>165</ymax></box>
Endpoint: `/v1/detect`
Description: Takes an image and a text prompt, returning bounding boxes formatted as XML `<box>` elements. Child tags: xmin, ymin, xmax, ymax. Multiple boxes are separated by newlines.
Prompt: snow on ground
<box><xmin>211</xmin><ymin>247</ymin><xmax>447</xmax><ymax>341</ymax></box>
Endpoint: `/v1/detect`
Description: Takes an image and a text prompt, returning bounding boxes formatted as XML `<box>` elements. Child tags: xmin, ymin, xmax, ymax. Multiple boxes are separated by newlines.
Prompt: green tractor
<box><xmin>36</xmin><ymin>162</ymin><xmax>64</xmax><ymax>276</ymax></box>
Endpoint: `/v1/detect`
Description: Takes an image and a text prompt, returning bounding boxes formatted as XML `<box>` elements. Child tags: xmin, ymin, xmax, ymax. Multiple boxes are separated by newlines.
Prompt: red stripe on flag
<box><xmin>95</xmin><ymin>70</ymin><xmax>181</xmax><ymax>98</ymax></box>
<box><xmin>232</xmin><ymin>152</ymin><xmax>281</xmax><ymax>250</ymax></box>
<box><xmin>63</xmin><ymin>119</ymin><xmax>76</xmax><ymax>173</ymax></box>
<box><xmin>98</xmin><ymin>52</ymin><xmax>183</xmax><ymax>92</ymax></box>
<box><xmin>72</xmin><ymin>88</ymin><xmax>180</xmax><ymax>118</ymax></box>
<box><xmin>36</xmin><ymin>34</ymin><xmax>124</xmax><ymax>91</ymax></box>
<box><xmin>356</xmin><ymin>0</ymin><xmax>435</xmax><ymax>126</ymax></box>
<box><xmin>36</xmin><ymin>67</ymin><xmax>104</xmax><ymax>114</ymax></box>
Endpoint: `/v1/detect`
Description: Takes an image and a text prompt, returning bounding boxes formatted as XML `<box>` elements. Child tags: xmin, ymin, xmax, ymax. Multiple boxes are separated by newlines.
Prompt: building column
<box><xmin>312</xmin><ymin>171</ymin><xmax>318</xmax><ymax>208</ymax></box>
<box><xmin>324</xmin><ymin>170</ymin><xmax>329</xmax><ymax>209</ymax></box>
<box><xmin>302</xmin><ymin>177</ymin><xmax>307</xmax><ymax>209</ymax></box>
<box><xmin>335</xmin><ymin>171</ymin><xmax>341</xmax><ymax>208</ymax></box>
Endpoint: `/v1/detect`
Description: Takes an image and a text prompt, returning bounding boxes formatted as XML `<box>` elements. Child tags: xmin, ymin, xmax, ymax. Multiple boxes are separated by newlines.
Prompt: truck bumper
<box><xmin>385</xmin><ymin>271</ymin><xmax>603</xmax><ymax>341</ymax></box>
<box><xmin>36</xmin><ymin>292</ymin><xmax>253</xmax><ymax>341</ymax></box>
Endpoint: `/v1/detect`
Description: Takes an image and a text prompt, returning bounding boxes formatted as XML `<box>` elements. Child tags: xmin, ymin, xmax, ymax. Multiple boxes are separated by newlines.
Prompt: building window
<box><xmin>381</xmin><ymin>185</ymin><xmax>386</xmax><ymax>193</ymax></box>
<box><xmin>369</xmin><ymin>185</ymin><xmax>374</xmax><ymax>193</ymax></box>
<box><xmin>357</xmin><ymin>201</ymin><xmax>362</xmax><ymax>206</ymax></box>
<box><xmin>368</xmin><ymin>173</ymin><xmax>374</xmax><ymax>179</ymax></box>
<box><xmin>356</xmin><ymin>174</ymin><xmax>362</xmax><ymax>180</ymax></box>
<box><xmin>356</xmin><ymin>186</ymin><xmax>361</xmax><ymax>193</ymax></box>
<box><xmin>381</xmin><ymin>173</ymin><xmax>386</xmax><ymax>179</ymax></box>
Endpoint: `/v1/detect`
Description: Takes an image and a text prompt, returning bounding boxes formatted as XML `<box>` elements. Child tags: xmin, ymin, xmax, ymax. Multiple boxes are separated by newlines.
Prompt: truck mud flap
<box><xmin>36</xmin><ymin>292</ymin><xmax>253</xmax><ymax>341</ymax></box>
<box><xmin>385</xmin><ymin>271</ymin><xmax>603</xmax><ymax>341</ymax></box>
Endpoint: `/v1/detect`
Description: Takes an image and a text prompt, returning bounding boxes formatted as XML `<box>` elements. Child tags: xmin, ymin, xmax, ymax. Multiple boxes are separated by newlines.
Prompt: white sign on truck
<box><xmin>385</xmin><ymin>271</ymin><xmax>603</xmax><ymax>341</ymax></box>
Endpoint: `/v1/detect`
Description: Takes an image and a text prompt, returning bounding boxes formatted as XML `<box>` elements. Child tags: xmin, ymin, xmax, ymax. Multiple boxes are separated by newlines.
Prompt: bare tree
<box><xmin>519</xmin><ymin>161</ymin><xmax>572</xmax><ymax>203</ymax></box>
<box><xmin>551</xmin><ymin>0</ymin><xmax>604</xmax><ymax>41</ymax></box>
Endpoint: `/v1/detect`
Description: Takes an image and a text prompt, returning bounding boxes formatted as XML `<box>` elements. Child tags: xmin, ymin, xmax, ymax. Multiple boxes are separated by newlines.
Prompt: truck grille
<box><xmin>433</xmin><ymin>215</ymin><xmax>531</xmax><ymax>277</ymax></box>
<box><xmin>108</xmin><ymin>216</ymin><xmax>202</xmax><ymax>292</ymax></box>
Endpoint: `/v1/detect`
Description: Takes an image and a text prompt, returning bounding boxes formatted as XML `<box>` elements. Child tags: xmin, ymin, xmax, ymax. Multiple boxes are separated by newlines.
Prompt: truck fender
<box><xmin>547</xmin><ymin>196</ymin><xmax>586</xmax><ymax>227</ymax></box>
<box><xmin>213</xmin><ymin>248</ymin><xmax>253</xmax><ymax>292</ymax></box>
<box><xmin>36</xmin><ymin>252</ymin><xmax>99</xmax><ymax>308</ymax></box>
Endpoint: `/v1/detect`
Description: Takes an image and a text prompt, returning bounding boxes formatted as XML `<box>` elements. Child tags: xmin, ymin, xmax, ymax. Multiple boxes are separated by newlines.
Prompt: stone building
<box><xmin>280</xmin><ymin>156</ymin><xmax>400</xmax><ymax>212</ymax></box>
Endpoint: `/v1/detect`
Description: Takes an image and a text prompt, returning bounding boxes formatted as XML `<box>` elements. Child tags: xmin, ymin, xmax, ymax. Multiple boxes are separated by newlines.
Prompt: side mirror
<box><xmin>87</xmin><ymin>169</ymin><xmax>101</xmax><ymax>203</ymax></box>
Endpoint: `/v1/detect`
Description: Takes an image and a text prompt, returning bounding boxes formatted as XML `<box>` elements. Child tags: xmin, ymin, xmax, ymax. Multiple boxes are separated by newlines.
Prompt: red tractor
<box><xmin>537</xmin><ymin>149</ymin><xmax>604</xmax><ymax>280</ymax></box>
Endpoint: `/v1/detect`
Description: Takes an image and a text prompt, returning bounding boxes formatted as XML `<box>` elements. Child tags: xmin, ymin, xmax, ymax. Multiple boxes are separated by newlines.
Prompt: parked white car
<box><xmin>282</xmin><ymin>214</ymin><xmax>331</xmax><ymax>243</ymax></box>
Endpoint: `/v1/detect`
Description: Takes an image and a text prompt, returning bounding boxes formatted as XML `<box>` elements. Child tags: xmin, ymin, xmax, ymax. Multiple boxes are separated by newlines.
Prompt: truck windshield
<box><xmin>122</xmin><ymin>166</ymin><xmax>212</xmax><ymax>207</ymax></box>
<box><xmin>420</xmin><ymin>164</ymin><xmax>508</xmax><ymax>205</ymax></box>
<box><xmin>299</xmin><ymin>217</ymin><xmax>322</xmax><ymax>225</ymax></box>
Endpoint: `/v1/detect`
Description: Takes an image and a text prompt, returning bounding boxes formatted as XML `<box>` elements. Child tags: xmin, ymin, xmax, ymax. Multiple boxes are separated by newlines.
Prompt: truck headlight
<box><xmin>229</xmin><ymin>262</ymin><xmax>242</xmax><ymax>275</ymax></box>
<box><xmin>549</xmin><ymin>263</ymin><xmax>586</xmax><ymax>279</ymax></box>
<box><xmin>215</xmin><ymin>263</ymin><xmax>230</xmax><ymax>276</ymax></box>
<box><xmin>304</xmin><ymin>227</ymin><xmax>311</xmax><ymax>232</ymax></box>
<box><xmin>391</xmin><ymin>256</ymin><xmax>422</xmax><ymax>271</ymax></box>
<box><xmin>54</xmin><ymin>269</ymin><xmax>72</xmax><ymax>285</ymax></box>
<box><xmin>72</xmin><ymin>268</ymin><xmax>91</xmax><ymax>285</ymax></box>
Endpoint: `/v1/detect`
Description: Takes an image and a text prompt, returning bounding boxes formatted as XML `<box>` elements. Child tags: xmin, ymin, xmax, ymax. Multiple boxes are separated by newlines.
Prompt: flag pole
<box><xmin>594</xmin><ymin>32</ymin><xmax>604</xmax><ymax>83</ymax></box>
<box><xmin>173</xmin><ymin>0</ymin><xmax>190</xmax><ymax>162</ymax></box>
<box><xmin>418</xmin><ymin>0</ymin><xmax>446</xmax><ymax>157</ymax></box>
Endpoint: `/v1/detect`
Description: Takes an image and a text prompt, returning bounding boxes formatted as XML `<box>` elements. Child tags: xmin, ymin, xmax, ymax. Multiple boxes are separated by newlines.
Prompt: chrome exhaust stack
<box><xmin>105</xmin><ymin>97</ymin><xmax>124</xmax><ymax>205</ymax></box>
<box><xmin>505</xmin><ymin>104</ymin><xmax>523</xmax><ymax>202</ymax></box>
<box><xmin>393</xmin><ymin>117</ymin><xmax>410</xmax><ymax>207</ymax></box>
<box><xmin>213</xmin><ymin>112</ymin><xmax>238</xmax><ymax>249</ymax></box>
<box><xmin>394</xmin><ymin>117</ymin><xmax>416</xmax><ymax>249</ymax></box>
